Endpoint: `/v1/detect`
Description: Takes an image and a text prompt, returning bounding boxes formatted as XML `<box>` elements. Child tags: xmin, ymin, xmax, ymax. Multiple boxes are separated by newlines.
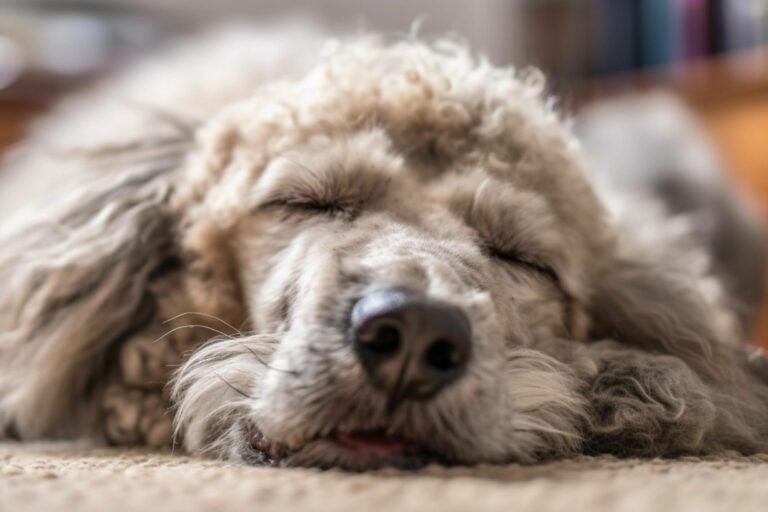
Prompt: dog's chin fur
<box><xmin>1</xmin><ymin>26</ymin><xmax>768</xmax><ymax>469</ymax></box>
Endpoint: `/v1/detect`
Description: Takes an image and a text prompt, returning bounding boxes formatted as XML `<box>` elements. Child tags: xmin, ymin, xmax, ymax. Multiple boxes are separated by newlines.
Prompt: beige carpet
<box><xmin>2</xmin><ymin>442</ymin><xmax>768</xmax><ymax>512</ymax></box>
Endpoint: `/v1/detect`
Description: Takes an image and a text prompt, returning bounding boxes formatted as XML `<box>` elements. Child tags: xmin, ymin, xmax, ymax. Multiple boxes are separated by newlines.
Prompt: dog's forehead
<box><xmin>192</xmin><ymin>40</ymin><xmax>612</xmax><ymax>260</ymax></box>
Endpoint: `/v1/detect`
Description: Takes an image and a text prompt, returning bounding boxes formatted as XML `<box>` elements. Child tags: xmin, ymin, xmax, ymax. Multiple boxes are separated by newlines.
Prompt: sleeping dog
<box><xmin>0</xmin><ymin>28</ymin><xmax>766</xmax><ymax>470</ymax></box>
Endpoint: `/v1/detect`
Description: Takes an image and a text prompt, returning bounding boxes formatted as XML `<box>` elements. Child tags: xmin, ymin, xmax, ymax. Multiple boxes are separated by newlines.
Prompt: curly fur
<box><xmin>0</xmin><ymin>27</ymin><xmax>766</xmax><ymax>469</ymax></box>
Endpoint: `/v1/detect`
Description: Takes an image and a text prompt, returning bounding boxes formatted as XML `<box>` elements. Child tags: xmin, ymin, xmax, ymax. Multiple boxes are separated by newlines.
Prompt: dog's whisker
<box><xmin>163</xmin><ymin>312</ymin><xmax>244</xmax><ymax>336</ymax></box>
<box><xmin>237</xmin><ymin>342</ymin><xmax>299</xmax><ymax>376</ymax></box>
<box><xmin>151</xmin><ymin>324</ymin><xmax>235</xmax><ymax>344</ymax></box>
<box><xmin>213</xmin><ymin>372</ymin><xmax>253</xmax><ymax>399</ymax></box>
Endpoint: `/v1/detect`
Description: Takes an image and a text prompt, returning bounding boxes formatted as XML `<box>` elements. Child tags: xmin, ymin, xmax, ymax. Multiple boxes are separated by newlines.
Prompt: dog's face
<box><xmin>172</xmin><ymin>41</ymin><xmax>611</xmax><ymax>469</ymax></box>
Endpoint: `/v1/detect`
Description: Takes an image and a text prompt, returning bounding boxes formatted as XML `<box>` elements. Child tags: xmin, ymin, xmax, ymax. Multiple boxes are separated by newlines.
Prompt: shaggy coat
<box><xmin>0</xmin><ymin>28</ymin><xmax>766</xmax><ymax>469</ymax></box>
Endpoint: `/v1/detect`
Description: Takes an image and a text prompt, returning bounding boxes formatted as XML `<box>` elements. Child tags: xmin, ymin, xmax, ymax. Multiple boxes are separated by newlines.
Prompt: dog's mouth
<box><xmin>245</xmin><ymin>423</ymin><xmax>437</xmax><ymax>469</ymax></box>
<box><xmin>334</xmin><ymin>429</ymin><xmax>424</xmax><ymax>457</ymax></box>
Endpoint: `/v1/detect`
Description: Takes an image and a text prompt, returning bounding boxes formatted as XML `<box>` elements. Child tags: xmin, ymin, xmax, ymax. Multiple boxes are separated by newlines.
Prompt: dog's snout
<box><xmin>351</xmin><ymin>289</ymin><xmax>471</xmax><ymax>408</ymax></box>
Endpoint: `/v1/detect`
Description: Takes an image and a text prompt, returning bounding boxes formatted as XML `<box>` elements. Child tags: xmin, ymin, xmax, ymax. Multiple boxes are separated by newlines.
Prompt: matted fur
<box><xmin>0</xmin><ymin>27</ymin><xmax>767</xmax><ymax>469</ymax></box>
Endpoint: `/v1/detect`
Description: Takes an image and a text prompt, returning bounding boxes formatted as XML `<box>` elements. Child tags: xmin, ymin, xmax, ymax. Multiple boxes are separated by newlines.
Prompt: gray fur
<box><xmin>0</xmin><ymin>30</ymin><xmax>766</xmax><ymax>470</ymax></box>
<box><xmin>0</xmin><ymin>163</ymin><xmax>177</xmax><ymax>439</ymax></box>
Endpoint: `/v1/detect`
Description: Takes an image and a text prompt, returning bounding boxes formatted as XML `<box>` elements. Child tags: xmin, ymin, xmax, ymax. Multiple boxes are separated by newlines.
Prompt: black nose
<box><xmin>350</xmin><ymin>289</ymin><xmax>471</xmax><ymax>410</ymax></box>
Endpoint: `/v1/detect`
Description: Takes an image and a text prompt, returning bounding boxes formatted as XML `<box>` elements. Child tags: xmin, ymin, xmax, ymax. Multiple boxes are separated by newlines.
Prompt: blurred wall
<box><xmin>37</xmin><ymin>0</ymin><xmax>526</xmax><ymax>66</ymax></box>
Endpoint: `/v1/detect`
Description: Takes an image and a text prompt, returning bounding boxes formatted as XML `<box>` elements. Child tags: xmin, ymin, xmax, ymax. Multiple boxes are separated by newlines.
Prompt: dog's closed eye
<box><xmin>449</xmin><ymin>178</ymin><xmax>566</xmax><ymax>286</ymax></box>
<box><xmin>487</xmin><ymin>247</ymin><xmax>560</xmax><ymax>284</ymax></box>
<box><xmin>252</xmin><ymin>155</ymin><xmax>391</xmax><ymax>219</ymax></box>
<box><xmin>258</xmin><ymin>196</ymin><xmax>348</xmax><ymax>216</ymax></box>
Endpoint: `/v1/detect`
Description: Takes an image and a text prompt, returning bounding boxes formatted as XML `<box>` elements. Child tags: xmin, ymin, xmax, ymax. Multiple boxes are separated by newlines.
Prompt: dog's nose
<box><xmin>350</xmin><ymin>289</ymin><xmax>471</xmax><ymax>409</ymax></box>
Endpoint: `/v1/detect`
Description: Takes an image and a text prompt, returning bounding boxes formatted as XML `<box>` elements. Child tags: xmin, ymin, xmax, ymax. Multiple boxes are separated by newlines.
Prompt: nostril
<box><xmin>424</xmin><ymin>339</ymin><xmax>462</xmax><ymax>372</ymax></box>
<box><xmin>360</xmin><ymin>323</ymin><xmax>401</xmax><ymax>356</ymax></box>
<box><xmin>352</xmin><ymin>290</ymin><xmax>472</xmax><ymax>401</ymax></box>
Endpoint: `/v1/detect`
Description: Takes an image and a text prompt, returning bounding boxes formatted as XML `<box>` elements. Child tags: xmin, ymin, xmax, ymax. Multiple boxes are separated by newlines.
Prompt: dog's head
<box><xmin>1</xmin><ymin>38</ymin><xmax>738</xmax><ymax>468</ymax></box>
<box><xmin>170</xmin><ymin>40</ymin><xmax>618</xmax><ymax>469</ymax></box>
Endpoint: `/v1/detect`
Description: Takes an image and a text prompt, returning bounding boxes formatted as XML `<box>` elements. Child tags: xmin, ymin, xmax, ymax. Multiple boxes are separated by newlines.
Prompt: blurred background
<box><xmin>0</xmin><ymin>0</ymin><xmax>767</xmax><ymax>345</ymax></box>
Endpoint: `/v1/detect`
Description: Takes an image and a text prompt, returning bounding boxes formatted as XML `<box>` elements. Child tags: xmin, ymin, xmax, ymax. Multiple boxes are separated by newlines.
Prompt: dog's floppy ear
<box><xmin>0</xmin><ymin>162</ymin><xmax>180</xmax><ymax>439</ymax></box>
<box><xmin>588</xmin><ymin>225</ymin><xmax>741</xmax><ymax>380</ymax></box>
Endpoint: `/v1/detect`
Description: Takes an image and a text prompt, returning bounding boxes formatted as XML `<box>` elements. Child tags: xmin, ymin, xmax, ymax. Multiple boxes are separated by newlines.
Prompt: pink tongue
<box><xmin>336</xmin><ymin>432</ymin><xmax>412</xmax><ymax>456</ymax></box>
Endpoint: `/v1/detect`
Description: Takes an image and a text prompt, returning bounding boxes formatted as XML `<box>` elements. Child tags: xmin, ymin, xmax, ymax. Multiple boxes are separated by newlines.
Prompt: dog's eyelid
<box><xmin>258</xmin><ymin>196</ymin><xmax>346</xmax><ymax>214</ymax></box>
<box><xmin>255</xmin><ymin>193</ymin><xmax>358</xmax><ymax>221</ymax></box>
<box><xmin>488</xmin><ymin>247</ymin><xmax>560</xmax><ymax>283</ymax></box>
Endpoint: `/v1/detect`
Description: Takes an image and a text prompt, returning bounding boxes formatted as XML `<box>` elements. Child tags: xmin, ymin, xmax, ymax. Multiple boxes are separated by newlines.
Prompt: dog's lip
<box><xmin>245</xmin><ymin>423</ymin><xmax>433</xmax><ymax>465</ymax></box>
<box><xmin>333</xmin><ymin>429</ymin><xmax>423</xmax><ymax>457</ymax></box>
<box><xmin>247</xmin><ymin>426</ymin><xmax>289</xmax><ymax>462</ymax></box>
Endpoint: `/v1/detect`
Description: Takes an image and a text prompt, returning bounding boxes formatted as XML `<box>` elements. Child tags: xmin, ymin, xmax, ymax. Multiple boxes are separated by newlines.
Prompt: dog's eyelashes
<box><xmin>489</xmin><ymin>248</ymin><xmax>560</xmax><ymax>284</ymax></box>
<box><xmin>258</xmin><ymin>197</ymin><xmax>348</xmax><ymax>217</ymax></box>
<box><xmin>286</xmin><ymin>201</ymin><xmax>346</xmax><ymax>215</ymax></box>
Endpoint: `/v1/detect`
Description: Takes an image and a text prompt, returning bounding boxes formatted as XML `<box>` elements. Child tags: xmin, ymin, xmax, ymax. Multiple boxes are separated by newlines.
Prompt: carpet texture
<box><xmin>2</xmin><ymin>442</ymin><xmax>767</xmax><ymax>512</ymax></box>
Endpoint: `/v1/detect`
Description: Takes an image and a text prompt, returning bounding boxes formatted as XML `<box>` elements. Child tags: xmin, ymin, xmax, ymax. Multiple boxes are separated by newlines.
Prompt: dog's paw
<box><xmin>102</xmin><ymin>382</ymin><xmax>172</xmax><ymax>447</ymax></box>
<box><xmin>118</xmin><ymin>329</ymin><xmax>186</xmax><ymax>389</ymax></box>
<box><xmin>585</xmin><ymin>345</ymin><xmax>716</xmax><ymax>456</ymax></box>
